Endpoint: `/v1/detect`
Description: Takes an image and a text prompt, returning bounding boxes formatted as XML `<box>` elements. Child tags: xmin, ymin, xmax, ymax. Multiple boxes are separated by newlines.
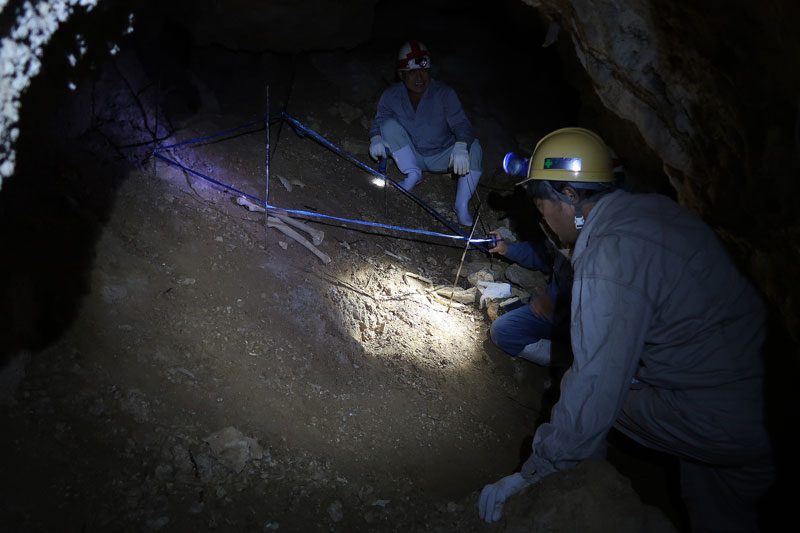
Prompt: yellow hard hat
<box><xmin>516</xmin><ymin>127</ymin><xmax>614</xmax><ymax>186</ymax></box>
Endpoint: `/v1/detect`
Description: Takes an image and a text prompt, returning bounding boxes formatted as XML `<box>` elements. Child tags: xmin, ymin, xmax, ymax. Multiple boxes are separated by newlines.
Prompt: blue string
<box><xmin>155</xmin><ymin>117</ymin><xmax>268</xmax><ymax>151</ymax></box>
<box><xmin>153</xmin><ymin>114</ymin><xmax>493</xmax><ymax>247</ymax></box>
<box><xmin>280</xmin><ymin>112</ymin><xmax>487</xmax><ymax>250</ymax></box>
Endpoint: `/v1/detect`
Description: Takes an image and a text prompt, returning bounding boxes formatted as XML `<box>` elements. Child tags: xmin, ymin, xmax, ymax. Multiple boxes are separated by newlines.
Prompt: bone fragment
<box><xmin>431</xmin><ymin>295</ymin><xmax>464</xmax><ymax>308</ymax></box>
<box><xmin>235</xmin><ymin>196</ymin><xmax>324</xmax><ymax>246</ymax></box>
<box><xmin>266</xmin><ymin>219</ymin><xmax>331</xmax><ymax>264</ymax></box>
<box><xmin>278</xmin><ymin>175</ymin><xmax>293</xmax><ymax>192</ymax></box>
<box><xmin>273</xmin><ymin>214</ymin><xmax>324</xmax><ymax>246</ymax></box>
<box><xmin>236</xmin><ymin>196</ymin><xmax>266</xmax><ymax>212</ymax></box>
<box><xmin>384</xmin><ymin>250</ymin><xmax>410</xmax><ymax>262</ymax></box>
<box><xmin>402</xmin><ymin>272</ymin><xmax>432</xmax><ymax>286</ymax></box>
<box><xmin>434</xmin><ymin>286</ymin><xmax>477</xmax><ymax>304</ymax></box>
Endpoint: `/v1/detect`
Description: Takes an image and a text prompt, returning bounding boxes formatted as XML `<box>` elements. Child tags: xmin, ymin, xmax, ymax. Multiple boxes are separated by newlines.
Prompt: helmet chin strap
<box><xmin>551</xmin><ymin>189</ymin><xmax>589</xmax><ymax>230</ymax></box>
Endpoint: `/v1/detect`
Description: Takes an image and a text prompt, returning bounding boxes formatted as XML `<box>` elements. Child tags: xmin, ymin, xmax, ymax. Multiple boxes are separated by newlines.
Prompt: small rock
<box><xmin>203</xmin><ymin>427</ymin><xmax>263</xmax><ymax>473</ymax></box>
<box><xmin>505</xmin><ymin>263</ymin><xmax>548</xmax><ymax>293</ymax></box>
<box><xmin>328</xmin><ymin>500</ymin><xmax>344</xmax><ymax>522</ymax></box>
<box><xmin>145</xmin><ymin>516</ymin><xmax>169</xmax><ymax>530</ymax></box>
<box><xmin>155</xmin><ymin>464</ymin><xmax>173</xmax><ymax>480</ymax></box>
<box><xmin>467</xmin><ymin>268</ymin><xmax>495</xmax><ymax>286</ymax></box>
<box><xmin>493</xmin><ymin>226</ymin><xmax>518</xmax><ymax>243</ymax></box>
<box><xmin>487</xmin><ymin>301</ymin><xmax>501</xmax><ymax>322</ymax></box>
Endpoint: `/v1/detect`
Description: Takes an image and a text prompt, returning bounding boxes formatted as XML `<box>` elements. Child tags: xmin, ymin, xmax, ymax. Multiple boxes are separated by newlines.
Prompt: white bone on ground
<box><xmin>266</xmin><ymin>220</ymin><xmax>331</xmax><ymax>264</ymax></box>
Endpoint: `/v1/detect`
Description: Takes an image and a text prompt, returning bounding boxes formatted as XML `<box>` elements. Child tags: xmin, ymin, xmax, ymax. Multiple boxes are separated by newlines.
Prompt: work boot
<box><xmin>454</xmin><ymin>170</ymin><xmax>481</xmax><ymax>226</ymax></box>
<box><xmin>517</xmin><ymin>339</ymin><xmax>552</xmax><ymax>366</ymax></box>
<box><xmin>391</xmin><ymin>145</ymin><xmax>422</xmax><ymax>191</ymax></box>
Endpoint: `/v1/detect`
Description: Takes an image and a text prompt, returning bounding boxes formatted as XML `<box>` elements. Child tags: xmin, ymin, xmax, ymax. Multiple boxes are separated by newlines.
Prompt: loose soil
<box><xmin>0</xmin><ymin>24</ymin><xmax>682</xmax><ymax>533</ymax></box>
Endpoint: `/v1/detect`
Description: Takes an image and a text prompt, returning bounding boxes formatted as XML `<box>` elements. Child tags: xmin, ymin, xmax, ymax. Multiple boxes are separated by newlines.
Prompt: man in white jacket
<box><xmin>478</xmin><ymin>127</ymin><xmax>774</xmax><ymax>532</ymax></box>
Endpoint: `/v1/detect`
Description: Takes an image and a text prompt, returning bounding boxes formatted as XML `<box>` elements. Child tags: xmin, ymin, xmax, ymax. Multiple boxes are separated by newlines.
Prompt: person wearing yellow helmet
<box><xmin>518</xmin><ymin>127</ymin><xmax>619</xmax><ymax>237</ymax></box>
<box><xmin>478</xmin><ymin>128</ymin><xmax>774</xmax><ymax>532</ymax></box>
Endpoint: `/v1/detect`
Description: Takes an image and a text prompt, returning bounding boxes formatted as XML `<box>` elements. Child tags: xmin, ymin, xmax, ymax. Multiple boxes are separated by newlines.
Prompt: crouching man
<box><xmin>487</xmin><ymin>228</ymin><xmax>573</xmax><ymax>368</ymax></box>
<box><xmin>478</xmin><ymin>127</ymin><xmax>774</xmax><ymax>532</ymax></box>
<box><xmin>368</xmin><ymin>40</ymin><xmax>482</xmax><ymax>226</ymax></box>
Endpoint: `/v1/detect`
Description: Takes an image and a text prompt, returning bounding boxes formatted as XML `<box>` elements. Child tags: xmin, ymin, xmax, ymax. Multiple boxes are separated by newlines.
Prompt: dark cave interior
<box><xmin>1</xmin><ymin>1</ymin><xmax>797</xmax><ymax>531</ymax></box>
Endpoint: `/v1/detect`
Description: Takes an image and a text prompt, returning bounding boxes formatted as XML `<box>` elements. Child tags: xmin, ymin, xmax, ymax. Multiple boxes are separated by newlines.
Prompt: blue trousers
<box><xmin>490</xmin><ymin>302</ymin><xmax>553</xmax><ymax>356</ymax></box>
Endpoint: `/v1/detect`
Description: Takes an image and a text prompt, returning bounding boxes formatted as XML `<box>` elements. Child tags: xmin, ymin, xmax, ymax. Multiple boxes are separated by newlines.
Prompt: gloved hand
<box><xmin>449</xmin><ymin>141</ymin><xmax>470</xmax><ymax>175</ymax></box>
<box><xmin>369</xmin><ymin>135</ymin><xmax>390</xmax><ymax>161</ymax></box>
<box><xmin>478</xmin><ymin>472</ymin><xmax>530</xmax><ymax>523</ymax></box>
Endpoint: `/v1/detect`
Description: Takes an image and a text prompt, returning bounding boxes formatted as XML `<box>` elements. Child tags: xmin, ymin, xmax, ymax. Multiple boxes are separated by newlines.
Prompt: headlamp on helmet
<box><xmin>397</xmin><ymin>40</ymin><xmax>431</xmax><ymax>71</ymax></box>
<box><xmin>516</xmin><ymin>127</ymin><xmax>617</xmax><ymax>231</ymax></box>
<box><xmin>516</xmin><ymin>127</ymin><xmax>614</xmax><ymax>187</ymax></box>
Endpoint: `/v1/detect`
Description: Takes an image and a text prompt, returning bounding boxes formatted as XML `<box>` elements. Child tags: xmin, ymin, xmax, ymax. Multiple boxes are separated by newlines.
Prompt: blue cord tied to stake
<box><xmin>153</xmin><ymin>112</ymin><xmax>492</xmax><ymax>249</ymax></box>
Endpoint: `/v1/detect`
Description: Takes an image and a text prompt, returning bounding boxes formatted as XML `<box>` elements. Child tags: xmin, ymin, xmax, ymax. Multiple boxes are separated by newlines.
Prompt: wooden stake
<box><xmin>447</xmin><ymin>213</ymin><xmax>480</xmax><ymax>313</ymax></box>
<box><xmin>265</xmin><ymin>85</ymin><xmax>270</xmax><ymax>251</ymax></box>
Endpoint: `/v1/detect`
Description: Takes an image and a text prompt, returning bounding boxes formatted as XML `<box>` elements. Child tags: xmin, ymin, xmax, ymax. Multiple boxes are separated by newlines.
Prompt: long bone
<box><xmin>274</xmin><ymin>213</ymin><xmax>325</xmax><ymax>246</ymax></box>
<box><xmin>235</xmin><ymin>196</ymin><xmax>325</xmax><ymax>244</ymax></box>
<box><xmin>266</xmin><ymin>219</ymin><xmax>331</xmax><ymax>264</ymax></box>
<box><xmin>235</xmin><ymin>196</ymin><xmax>329</xmax><ymax>263</ymax></box>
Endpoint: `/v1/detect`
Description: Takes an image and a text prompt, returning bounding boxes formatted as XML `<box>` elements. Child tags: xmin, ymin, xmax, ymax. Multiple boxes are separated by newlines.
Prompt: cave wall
<box><xmin>525</xmin><ymin>0</ymin><xmax>800</xmax><ymax>353</ymax></box>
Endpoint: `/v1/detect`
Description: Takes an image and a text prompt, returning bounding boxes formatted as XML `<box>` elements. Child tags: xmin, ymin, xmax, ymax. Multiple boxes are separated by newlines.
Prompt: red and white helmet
<box><xmin>396</xmin><ymin>41</ymin><xmax>431</xmax><ymax>71</ymax></box>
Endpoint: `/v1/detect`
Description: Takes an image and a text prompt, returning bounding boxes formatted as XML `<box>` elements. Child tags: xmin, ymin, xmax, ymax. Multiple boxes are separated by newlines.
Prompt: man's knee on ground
<box><xmin>489</xmin><ymin>317</ymin><xmax>517</xmax><ymax>355</ymax></box>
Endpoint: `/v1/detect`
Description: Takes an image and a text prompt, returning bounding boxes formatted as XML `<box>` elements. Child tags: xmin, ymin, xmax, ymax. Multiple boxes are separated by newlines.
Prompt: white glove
<box><xmin>369</xmin><ymin>135</ymin><xmax>390</xmax><ymax>161</ymax></box>
<box><xmin>449</xmin><ymin>141</ymin><xmax>470</xmax><ymax>175</ymax></box>
<box><xmin>478</xmin><ymin>472</ymin><xmax>530</xmax><ymax>523</ymax></box>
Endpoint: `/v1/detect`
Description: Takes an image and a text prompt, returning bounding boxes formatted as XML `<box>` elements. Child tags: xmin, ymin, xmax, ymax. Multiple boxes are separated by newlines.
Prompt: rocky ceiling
<box><xmin>2</xmin><ymin>0</ymin><xmax>799</xmax><ymax>355</ymax></box>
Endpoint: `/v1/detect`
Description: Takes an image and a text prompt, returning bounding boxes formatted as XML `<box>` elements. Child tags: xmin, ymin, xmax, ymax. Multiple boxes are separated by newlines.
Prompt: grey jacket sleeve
<box><xmin>369</xmin><ymin>89</ymin><xmax>394</xmax><ymax>139</ymax></box>
<box><xmin>521</xmin><ymin>273</ymin><xmax>653</xmax><ymax>483</ymax></box>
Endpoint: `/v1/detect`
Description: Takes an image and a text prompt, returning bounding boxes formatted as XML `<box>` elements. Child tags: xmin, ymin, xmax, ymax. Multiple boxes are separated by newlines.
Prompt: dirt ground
<box><xmin>0</xmin><ymin>14</ymin><xmax>686</xmax><ymax>532</ymax></box>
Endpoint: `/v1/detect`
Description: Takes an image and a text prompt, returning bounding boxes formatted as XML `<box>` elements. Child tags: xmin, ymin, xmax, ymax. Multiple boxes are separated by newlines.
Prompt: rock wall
<box><xmin>525</xmin><ymin>0</ymin><xmax>800</xmax><ymax>352</ymax></box>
